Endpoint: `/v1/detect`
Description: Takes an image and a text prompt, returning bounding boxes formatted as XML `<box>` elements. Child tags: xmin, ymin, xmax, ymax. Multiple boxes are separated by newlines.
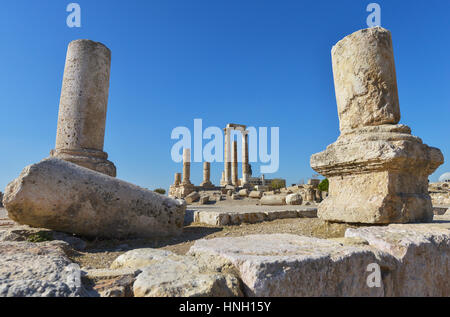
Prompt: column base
<box><xmin>319</xmin><ymin>171</ymin><xmax>434</xmax><ymax>224</ymax></box>
<box><xmin>310</xmin><ymin>125</ymin><xmax>443</xmax><ymax>224</ymax></box>
<box><xmin>200</xmin><ymin>181</ymin><xmax>214</xmax><ymax>188</ymax></box>
<box><xmin>50</xmin><ymin>148</ymin><xmax>116</xmax><ymax>177</ymax></box>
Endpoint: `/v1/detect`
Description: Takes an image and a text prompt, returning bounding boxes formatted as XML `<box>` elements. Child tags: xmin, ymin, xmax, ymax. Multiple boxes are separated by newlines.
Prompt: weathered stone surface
<box><xmin>312</xmin><ymin>125</ymin><xmax>443</xmax><ymax>223</ymax></box>
<box><xmin>199</xmin><ymin>195</ymin><xmax>209</xmax><ymax>205</ymax></box>
<box><xmin>3</xmin><ymin>158</ymin><xmax>185</xmax><ymax>238</ymax></box>
<box><xmin>0</xmin><ymin>225</ymin><xmax>86</xmax><ymax>251</ymax></box>
<box><xmin>238</xmin><ymin>189</ymin><xmax>249</xmax><ymax>197</ymax></box>
<box><xmin>345</xmin><ymin>221</ymin><xmax>450</xmax><ymax>296</ymax></box>
<box><xmin>94</xmin><ymin>275</ymin><xmax>135</xmax><ymax>297</ymax></box>
<box><xmin>311</xmin><ymin>27</ymin><xmax>444</xmax><ymax>224</ymax></box>
<box><xmin>249</xmin><ymin>190</ymin><xmax>263</xmax><ymax>199</ymax></box>
<box><xmin>429</xmin><ymin>182</ymin><xmax>450</xmax><ymax>207</ymax></box>
<box><xmin>185</xmin><ymin>191</ymin><xmax>200</xmax><ymax>204</ymax></box>
<box><xmin>0</xmin><ymin>241</ymin><xmax>85</xmax><ymax>297</ymax></box>
<box><xmin>189</xmin><ymin>206</ymin><xmax>317</xmax><ymax>226</ymax></box>
<box><xmin>433</xmin><ymin>206</ymin><xmax>449</xmax><ymax>215</ymax></box>
<box><xmin>332</xmin><ymin>27</ymin><xmax>400</xmax><ymax>132</ymax></box>
<box><xmin>189</xmin><ymin>234</ymin><xmax>392</xmax><ymax>297</ymax></box>
<box><xmin>83</xmin><ymin>267</ymin><xmax>141</xmax><ymax>280</ymax></box>
<box><xmin>260</xmin><ymin>195</ymin><xmax>286</xmax><ymax>206</ymax></box>
<box><xmin>111</xmin><ymin>248</ymin><xmax>177</xmax><ymax>269</ymax></box>
<box><xmin>286</xmin><ymin>193</ymin><xmax>303</xmax><ymax>205</ymax></box>
<box><xmin>134</xmin><ymin>261</ymin><xmax>241</xmax><ymax>297</ymax></box>
<box><xmin>50</xmin><ymin>39</ymin><xmax>116</xmax><ymax>177</ymax></box>
<box><xmin>110</xmin><ymin>248</ymin><xmax>242</xmax><ymax>297</ymax></box>
<box><xmin>190</xmin><ymin>220</ymin><xmax>450</xmax><ymax>297</ymax></box>
<box><xmin>83</xmin><ymin>267</ymin><xmax>140</xmax><ymax>297</ymax></box>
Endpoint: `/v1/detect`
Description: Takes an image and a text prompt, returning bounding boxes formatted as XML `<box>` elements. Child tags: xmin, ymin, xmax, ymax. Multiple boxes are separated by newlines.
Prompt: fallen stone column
<box><xmin>310</xmin><ymin>27</ymin><xmax>443</xmax><ymax>224</ymax></box>
<box><xmin>2</xmin><ymin>158</ymin><xmax>185</xmax><ymax>239</ymax></box>
<box><xmin>50</xmin><ymin>39</ymin><xmax>116</xmax><ymax>177</ymax></box>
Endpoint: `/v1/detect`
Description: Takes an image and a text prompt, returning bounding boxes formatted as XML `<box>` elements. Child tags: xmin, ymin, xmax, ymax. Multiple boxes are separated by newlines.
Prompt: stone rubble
<box><xmin>189</xmin><ymin>215</ymin><xmax>450</xmax><ymax>296</ymax></box>
<box><xmin>109</xmin><ymin>248</ymin><xmax>243</xmax><ymax>297</ymax></box>
<box><xmin>0</xmin><ymin>241</ymin><xmax>86</xmax><ymax>297</ymax></box>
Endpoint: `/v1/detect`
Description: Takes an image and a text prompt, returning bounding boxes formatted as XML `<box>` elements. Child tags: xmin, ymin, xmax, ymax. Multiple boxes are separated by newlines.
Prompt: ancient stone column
<box><xmin>310</xmin><ymin>27</ymin><xmax>443</xmax><ymax>224</ymax></box>
<box><xmin>223</xmin><ymin>128</ymin><xmax>232</xmax><ymax>185</ymax></box>
<box><xmin>182</xmin><ymin>148</ymin><xmax>191</xmax><ymax>185</ymax></box>
<box><xmin>332</xmin><ymin>27</ymin><xmax>400</xmax><ymax>133</ymax></box>
<box><xmin>174</xmin><ymin>173</ymin><xmax>182</xmax><ymax>186</ymax></box>
<box><xmin>169</xmin><ymin>172</ymin><xmax>182</xmax><ymax>198</ymax></box>
<box><xmin>50</xmin><ymin>39</ymin><xmax>116</xmax><ymax>177</ymax></box>
<box><xmin>232</xmin><ymin>141</ymin><xmax>239</xmax><ymax>186</ymax></box>
<box><xmin>200</xmin><ymin>162</ymin><xmax>213</xmax><ymax>188</ymax></box>
<box><xmin>241</xmin><ymin>131</ymin><xmax>250</xmax><ymax>185</ymax></box>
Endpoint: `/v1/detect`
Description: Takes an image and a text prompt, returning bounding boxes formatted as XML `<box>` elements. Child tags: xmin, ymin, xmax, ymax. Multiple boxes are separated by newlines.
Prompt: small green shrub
<box><xmin>154</xmin><ymin>188</ymin><xmax>166</xmax><ymax>195</ymax></box>
<box><xmin>27</xmin><ymin>231</ymin><xmax>54</xmax><ymax>243</ymax></box>
<box><xmin>270</xmin><ymin>179</ymin><xmax>285</xmax><ymax>190</ymax></box>
<box><xmin>318</xmin><ymin>179</ymin><xmax>329</xmax><ymax>192</ymax></box>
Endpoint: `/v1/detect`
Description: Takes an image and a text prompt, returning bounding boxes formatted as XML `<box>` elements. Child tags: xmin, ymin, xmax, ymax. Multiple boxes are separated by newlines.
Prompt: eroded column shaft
<box><xmin>182</xmin><ymin>149</ymin><xmax>191</xmax><ymax>184</ymax></box>
<box><xmin>223</xmin><ymin>128</ymin><xmax>232</xmax><ymax>185</ymax></box>
<box><xmin>51</xmin><ymin>39</ymin><xmax>116</xmax><ymax>177</ymax></box>
<box><xmin>232</xmin><ymin>141</ymin><xmax>238</xmax><ymax>186</ymax></box>
<box><xmin>242</xmin><ymin>132</ymin><xmax>249</xmax><ymax>184</ymax></box>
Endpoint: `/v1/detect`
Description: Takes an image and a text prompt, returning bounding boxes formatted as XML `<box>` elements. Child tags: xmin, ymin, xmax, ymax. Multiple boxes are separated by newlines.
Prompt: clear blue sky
<box><xmin>0</xmin><ymin>0</ymin><xmax>449</xmax><ymax>192</ymax></box>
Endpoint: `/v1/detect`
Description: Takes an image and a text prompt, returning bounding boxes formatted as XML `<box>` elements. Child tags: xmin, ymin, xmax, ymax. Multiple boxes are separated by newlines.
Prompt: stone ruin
<box><xmin>169</xmin><ymin>123</ymin><xmax>253</xmax><ymax>199</ymax></box>
<box><xmin>168</xmin><ymin>120</ymin><xmax>326</xmax><ymax>207</ymax></box>
<box><xmin>311</xmin><ymin>27</ymin><xmax>444</xmax><ymax>224</ymax></box>
<box><xmin>2</xmin><ymin>40</ymin><xmax>186</xmax><ymax>239</ymax></box>
<box><xmin>49</xmin><ymin>40</ymin><xmax>116</xmax><ymax>177</ymax></box>
<box><xmin>1</xmin><ymin>29</ymin><xmax>449</xmax><ymax>298</ymax></box>
<box><xmin>221</xmin><ymin>124</ymin><xmax>251</xmax><ymax>186</ymax></box>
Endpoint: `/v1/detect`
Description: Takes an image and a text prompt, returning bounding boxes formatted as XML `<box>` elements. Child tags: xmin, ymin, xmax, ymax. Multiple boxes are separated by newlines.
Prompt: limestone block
<box><xmin>249</xmin><ymin>191</ymin><xmax>263</xmax><ymax>199</ymax></box>
<box><xmin>111</xmin><ymin>248</ymin><xmax>183</xmax><ymax>270</ymax></box>
<box><xmin>184</xmin><ymin>192</ymin><xmax>200</xmax><ymax>204</ymax></box>
<box><xmin>311</xmin><ymin>125</ymin><xmax>443</xmax><ymax>223</ymax></box>
<box><xmin>238</xmin><ymin>189</ymin><xmax>249</xmax><ymax>197</ymax></box>
<box><xmin>3</xmin><ymin>158</ymin><xmax>185</xmax><ymax>239</ymax></box>
<box><xmin>345</xmin><ymin>222</ymin><xmax>450</xmax><ymax>296</ymax></box>
<box><xmin>188</xmin><ymin>234</ymin><xmax>392</xmax><ymax>297</ymax></box>
<box><xmin>286</xmin><ymin>193</ymin><xmax>303</xmax><ymax>205</ymax></box>
<box><xmin>260</xmin><ymin>195</ymin><xmax>286</xmax><ymax>206</ymax></box>
<box><xmin>199</xmin><ymin>196</ymin><xmax>209</xmax><ymax>205</ymax></box>
<box><xmin>0</xmin><ymin>241</ymin><xmax>85</xmax><ymax>297</ymax></box>
<box><xmin>111</xmin><ymin>248</ymin><xmax>242</xmax><ymax>297</ymax></box>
